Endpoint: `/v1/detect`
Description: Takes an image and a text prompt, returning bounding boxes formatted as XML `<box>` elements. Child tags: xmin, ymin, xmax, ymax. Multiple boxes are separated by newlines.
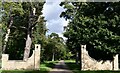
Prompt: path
<box><xmin>49</xmin><ymin>60</ymin><xmax>73</xmax><ymax>73</ymax></box>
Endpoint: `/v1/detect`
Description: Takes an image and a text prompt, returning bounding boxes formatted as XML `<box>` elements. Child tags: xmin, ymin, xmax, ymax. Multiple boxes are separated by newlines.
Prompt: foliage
<box><xmin>32</xmin><ymin>16</ymin><xmax>48</xmax><ymax>60</ymax></box>
<box><xmin>60</xmin><ymin>2</ymin><xmax>120</xmax><ymax>56</ymax></box>
<box><xmin>43</xmin><ymin>33</ymin><xmax>67</xmax><ymax>61</ymax></box>
<box><xmin>0</xmin><ymin>2</ymin><xmax>25</xmax><ymax>59</ymax></box>
<box><xmin>1</xmin><ymin>2</ymin><xmax>45</xmax><ymax>60</ymax></box>
<box><xmin>1</xmin><ymin>2</ymin><xmax>67</xmax><ymax>61</ymax></box>
<box><xmin>0</xmin><ymin>26</ymin><xmax>2</xmax><ymax>58</ymax></box>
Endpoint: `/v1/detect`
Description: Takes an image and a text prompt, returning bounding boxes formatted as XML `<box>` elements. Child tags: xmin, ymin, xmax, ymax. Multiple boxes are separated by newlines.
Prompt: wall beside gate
<box><xmin>2</xmin><ymin>44</ymin><xmax>40</xmax><ymax>70</ymax></box>
<box><xmin>81</xmin><ymin>45</ymin><xmax>119</xmax><ymax>70</ymax></box>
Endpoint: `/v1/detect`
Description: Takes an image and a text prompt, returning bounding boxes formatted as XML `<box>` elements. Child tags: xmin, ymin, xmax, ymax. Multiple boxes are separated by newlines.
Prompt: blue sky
<box><xmin>42</xmin><ymin>0</ymin><xmax>68</xmax><ymax>39</ymax></box>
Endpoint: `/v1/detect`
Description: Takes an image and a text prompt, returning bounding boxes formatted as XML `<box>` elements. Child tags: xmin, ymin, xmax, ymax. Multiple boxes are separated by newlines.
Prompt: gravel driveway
<box><xmin>49</xmin><ymin>60</ymin><xmax>73</xmax><ymax>73</ymax></box>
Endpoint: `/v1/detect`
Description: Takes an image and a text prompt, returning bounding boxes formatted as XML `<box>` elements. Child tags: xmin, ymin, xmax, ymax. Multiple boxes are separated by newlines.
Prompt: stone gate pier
<box><xmin>81</xmin><ymin>45</ymin><xmax>119</xmax><ymax>70</ymax></box>
<box><xmin>2</xmin><ymin>44</ymin><xmax>40</xmax><ymax>70</ymax></box>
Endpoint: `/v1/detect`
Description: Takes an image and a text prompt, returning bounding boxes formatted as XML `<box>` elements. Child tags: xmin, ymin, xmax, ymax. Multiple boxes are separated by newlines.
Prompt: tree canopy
<box><xmin>43</xmin><ymin>33</ymin><xmax>68</xmax><ymax>61</ymax></box>
<box><xmin>1</xmin><ymin>2</ymin><xmax>46</xmax><ymax>60</ymax></box>
<box><xmin>60</xmin><ymin>2</ymin><xmax>120</xmax><ymax>55</ymax></box>
<box><xmin>0</xmin><ymin>2</ymin><xmax>69</xmax><ymax>61</ymax></box>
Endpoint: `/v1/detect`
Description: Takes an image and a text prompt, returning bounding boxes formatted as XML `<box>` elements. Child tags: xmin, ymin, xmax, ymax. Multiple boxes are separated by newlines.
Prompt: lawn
<box><xmin>64</xmin><ymin>60</ymin><xmax>120</xmax><ymax>73</ymax></box>
<box><xmin>1</xmin><ymin>61</ymin><xmax>58</xmax><ymax>73</ymax></box>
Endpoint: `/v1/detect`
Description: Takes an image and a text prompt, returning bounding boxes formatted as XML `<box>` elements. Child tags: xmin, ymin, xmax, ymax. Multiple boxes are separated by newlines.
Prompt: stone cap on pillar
<box><xmin>81</xmin><ymin>45</ymin><xmax>86</xmax><ymax>49</ymax></box>
<box><xmin>35</xmin><ymin>44</ymin><xmax>41</xmax><ymax>51</ymax></box>
<box><xmin>2</xmin><ymin>54</ymin><xmax>9</xmax><ymax>61</ymax></box>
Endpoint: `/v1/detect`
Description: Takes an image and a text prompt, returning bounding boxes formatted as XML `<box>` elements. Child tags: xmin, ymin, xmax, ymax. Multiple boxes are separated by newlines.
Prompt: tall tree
<box><xmin>1</xmin><ymin>2</ymin><xmax>45</xmax><ymax>60</ymax></box>
<box><xmin>44</xmin><ymin>33</ymin><xmax>67</xmax><ymax>61</ymax></box>
<box><xmin>22</xmin><ymin>2</ymin><xmax>45</xmax><ymax>61</ymax></box>
<box><xmin>60</xmin><ymin>2</ymin><xmax>120</xmax><ymax>60</ymax></box>
<box><xmin>1</xmin><ymin>2</ymin><xmax>24</xmax><ymax>55</ymax></box>
<box><xmin>3</xmin><ymin>6</ymin><xmax>13</xmax><ymax>53</ymax></box>
<box><xmin>32</xmin><ymin>16</ymin><xmax>48</xmax><ymax>61</ymax></box>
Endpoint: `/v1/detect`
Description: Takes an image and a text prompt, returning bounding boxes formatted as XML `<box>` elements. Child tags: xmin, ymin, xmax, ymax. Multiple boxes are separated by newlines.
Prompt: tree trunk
<box><xmin>23</xmin><ymin>7</ymin><xmax>34</xmax><ymax>61</ymax></box>
<box><xmin>3</xmin><ymin>17</ymin><xmax>13</xmax><ymax>53</ymax></box>
<box><xmin>76</xmin><ymin>52</ymin><xmax>79</xmax><ymax>65</ymax></box>
<box><xmin>23</xmin><ymin>16</ymin><xmax>33</xmax><ymax>61</ymax></box>
<box><xmin>23</xmin><ymin>34</ymin><xmax>32</xmax><ymax>61</ymax></box>
<box><xmin>52</xmin><ymin>52</ymin><xmax>55</xmax><ymax>61</ymax></box>
<box><xmin>23</xmin><ymin>7</ymin><xmax>37</xmax><ymax>61</ymax></box>
<box><xmin>2</xmin><ymin>29</ymin><xmax>10</xmax><ymax>53</ymax></box>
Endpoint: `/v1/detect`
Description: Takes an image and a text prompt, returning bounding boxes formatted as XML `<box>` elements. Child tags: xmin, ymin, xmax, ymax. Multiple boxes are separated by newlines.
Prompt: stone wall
<box><xmin>1</xmin><ymin>44</ymin><xmax>40</xmax><ymax>70</ymax></box>
<box><xmin>81</xmin><ymin>45</ymin><xmax>119</xmax><ymax>70</ymax></box>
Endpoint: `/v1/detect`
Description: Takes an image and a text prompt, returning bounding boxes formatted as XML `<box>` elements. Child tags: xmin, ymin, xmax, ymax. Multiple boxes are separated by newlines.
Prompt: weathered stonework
<box><xmin>81</xmin><ymin>45</ymin><xmax>119</xmax><ymax>70</ymax></box>
<box><xmin>2</xmin><ymin>44</ymin><xmax>40</xmax><ymax>70</ymax></box>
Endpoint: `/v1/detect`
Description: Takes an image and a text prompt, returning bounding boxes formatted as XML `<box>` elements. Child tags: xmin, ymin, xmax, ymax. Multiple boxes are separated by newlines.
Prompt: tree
<box><xmin>60</xmin><ymin>2</ymin><xmax>120</xmax><ymax>60</ymax></box>
<box><xmin>22</xmin><ymin>2</ymin><xmax>45</xmax><ymax>61</ymax></box>
<box><xmin>32</xmin><ymin>16</ymin><xmax>48</xmax><ymax>61</ymax></box>
<box><xmin>1</xmin><ymin>2</ymin><xmax>45</xmax><ymax>60</ymax></box>
<box><xmin>43</xmin><ymin>33</ymin><xmax>67</xmax><ymax>61</ymax></box>
<box><xmin>1</xmin><ymin>2</ymin><xmax>24</xmax><ymax>54</ymax></box>
<box><xmin>1</xmin><ymin>2</ymin><xmax>25</xmax><ymax>60</ymax></box>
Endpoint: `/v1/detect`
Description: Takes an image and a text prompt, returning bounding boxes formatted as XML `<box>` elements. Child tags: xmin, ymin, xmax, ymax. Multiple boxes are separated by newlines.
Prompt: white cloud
<box><xmin>46</xmin><ymin>18</ymin><xmax>68</xmax><ymax>34</ymax></box>
<box><xmin>42</xmin><ymin>1</ymin><xmax>63</xmax><ymax>20</ymax></box>
<box><xmin>46</xmin><ymin>19</ymin><xmax>63</xmax><ymax>33</ymax></box>
<box><xmin>42</xmin><ymin>0</ymin><xmax>68</xmax><ymax>40</ymax></box>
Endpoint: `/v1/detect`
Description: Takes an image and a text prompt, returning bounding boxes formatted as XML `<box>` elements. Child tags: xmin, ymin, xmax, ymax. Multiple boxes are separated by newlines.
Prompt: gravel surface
<box><xmin>49</xmin><ymin>60</ymin><xmax>73</xmax><ymax>73</ymax></box>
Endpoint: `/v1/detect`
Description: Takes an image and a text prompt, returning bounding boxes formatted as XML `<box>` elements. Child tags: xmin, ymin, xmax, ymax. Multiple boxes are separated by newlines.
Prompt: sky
<box><xmin>42</xmin><ymin>0</ymin><xmax>68</xmax><ymax>40</ymax></box>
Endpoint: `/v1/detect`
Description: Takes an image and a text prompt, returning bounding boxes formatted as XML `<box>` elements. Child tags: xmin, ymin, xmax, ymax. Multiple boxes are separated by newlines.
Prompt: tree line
<box><xmin>1</xmin><ymin>2</ymin><xmax>120</xmax><ymax>64</ymax></box>
<box><xmin>0</xmin><ymin>2</ymin><xmax>72</xmax><ymax>61</ymax></box>
<box><xmin>60</xmin><ymin>2</ymin><xmax>120</xmax><ymax>62</ymax></box>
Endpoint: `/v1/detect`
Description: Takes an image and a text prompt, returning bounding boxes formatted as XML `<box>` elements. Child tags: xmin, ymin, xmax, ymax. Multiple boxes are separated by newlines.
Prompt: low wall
<box><xmin>81</xmin><ymin>45</ymin><xmax>119</xmax><ymax>70</ymax></box>
<box><xmin>2</xmin><ymin>44</ymin><xmax>40</xmax><ymax>70</ymax></box>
